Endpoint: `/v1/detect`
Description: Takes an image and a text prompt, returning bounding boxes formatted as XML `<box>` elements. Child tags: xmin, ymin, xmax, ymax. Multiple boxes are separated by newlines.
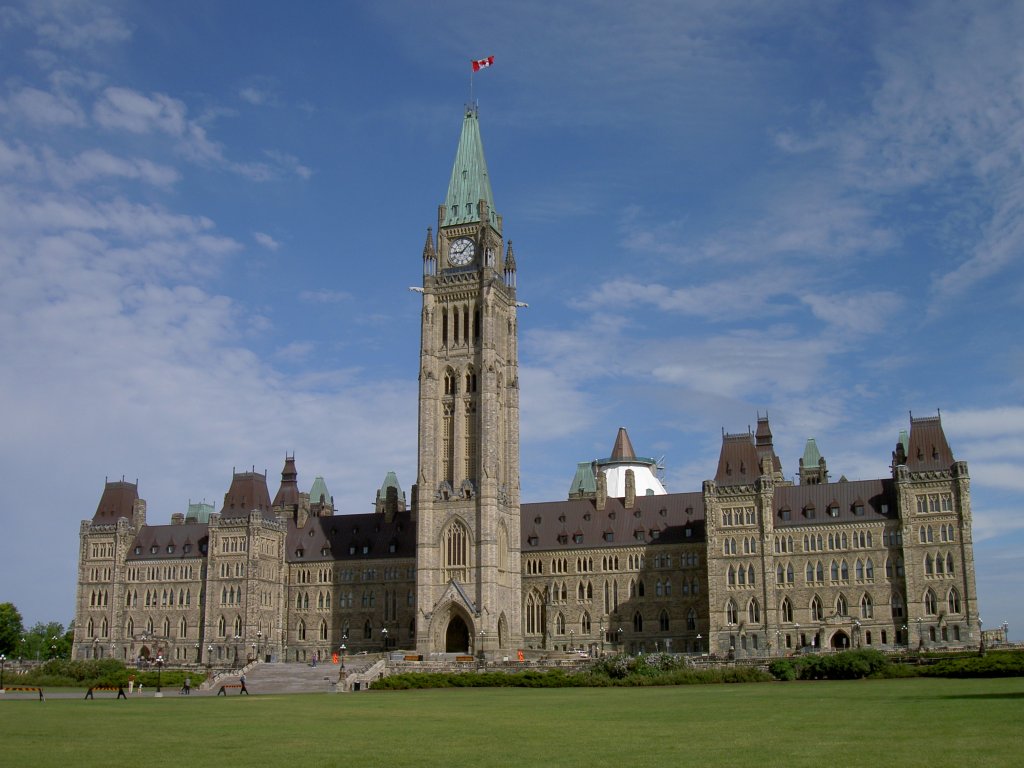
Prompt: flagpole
<box><xmin>470</xmin><ymin>67</ymin><xmax>474</xmax><ymax>105</ymax></box>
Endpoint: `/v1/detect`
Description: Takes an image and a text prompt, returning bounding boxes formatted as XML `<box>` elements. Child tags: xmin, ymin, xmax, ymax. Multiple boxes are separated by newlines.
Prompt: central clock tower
<box><xmin>415</xmin><ymin>105</ymin><xmax>523</xmax><ymax>657</ymax></box>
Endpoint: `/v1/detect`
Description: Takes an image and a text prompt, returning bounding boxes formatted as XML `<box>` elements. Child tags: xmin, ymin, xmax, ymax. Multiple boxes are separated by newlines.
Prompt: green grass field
<box><xmin>2</xmin><ymin>677</ymin><xmax>1023</xmax><ymax>767</ymax></box>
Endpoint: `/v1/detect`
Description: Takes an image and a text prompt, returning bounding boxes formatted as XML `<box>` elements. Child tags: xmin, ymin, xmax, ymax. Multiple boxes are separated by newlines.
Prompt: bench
<box><xmin>404</xmin><ymin>655</ymin><xmax>423</xmax><ymax>662</ymax></box>
<box><xmin>4</xmin><ymin>686</ymin><xmax>44</xmax><ymax>701</ymax></box>
<box><xmin>85</xmin><ymin>686</ymin><xmax>127</xmax><ymax>699</ymax></box>
<box><xmin>455</xmin><ymin>655</ymin><xmax>476</xmax><ymax>663</ymax></box>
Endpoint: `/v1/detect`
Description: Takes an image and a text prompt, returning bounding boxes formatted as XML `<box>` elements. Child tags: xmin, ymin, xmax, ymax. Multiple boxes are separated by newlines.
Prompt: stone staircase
<box><xmin>231</xmin><ymin>657</ymin><xmax>384</xmax><ymax>694</ymax></box>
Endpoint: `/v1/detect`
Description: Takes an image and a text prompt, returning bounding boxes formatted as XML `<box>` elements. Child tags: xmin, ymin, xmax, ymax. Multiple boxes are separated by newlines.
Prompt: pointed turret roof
<box><xmin>273</xmin><ymin>455</ymin><xmax>300</xmax><ymax>508</ymax></box>
<box><xmin>309</xmin><ymin>476</ymin><xmax>331</xmax><ymax>506</ymax></box>
<box><xmin>610</xmin><ymin>427</ymin><xmax>637</xmax><ymax>460</ymax></box>
<box><xmin>802</xmin><ymin>438</ymin><xmax>822</xmax><ymax>467</ymax></box>
<box><xmin>442</xmin><ymin>105</ymin><xmax>499</xmax><ymax>230</ymax></box>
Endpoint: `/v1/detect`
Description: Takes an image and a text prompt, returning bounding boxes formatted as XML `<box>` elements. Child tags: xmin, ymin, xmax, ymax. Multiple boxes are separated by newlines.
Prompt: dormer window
<box><xmin>527</xmin><ymin>535</ymin><xmax>538</xmax><ymax>547</ymax></box>
<box><xmin>150</xmin><ymin>545</ymin><xmax>158</xmax><ymax>554</ymax></box>
<box><xmin>295</xmin><ymin>548</ymin><xmax>304</xmax><ymax>558</ymax></box>
<box><xmin>557</xmin><ymin>533</ymin><xmax>568</xmax><ymax>545</ymax></box>
<box><xmin>779</xmin><ymin>507</ymin><xmax>791</xmax><ymax>521</ymax></box>
<box><xmin>166</xmin><ymin>545</ymin><xmax>174</xmax><ymax>554</ymax></box>
<box><xmin>603</xmin><ymin>531</ymin><xmax>614</xmax><ymax>543</ymax></box>
<box><xmin>183</xmin><ymin>544</ymin><xmax>191</xmax><ymax>554</ymax></box>
<box><xmin>134</xmin><ymin>546</ymin><xmax>141</xmax><ymax>555</ymax></box>
<box><xmin>573</xmin><ymin>533</ymin><xmax>584</xmax><ymax>544</ymax></box>
<box><xmin>349</xmin><ymin>545</ymin><xmax>356</xmax><ymax>555</ymax></box>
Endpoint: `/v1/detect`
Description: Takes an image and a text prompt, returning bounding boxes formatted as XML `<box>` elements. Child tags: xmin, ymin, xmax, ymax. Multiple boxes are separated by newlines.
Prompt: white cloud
<box><xmin>300</xmin><ymin>289</ymin><xmax>352</xmax><ymax>304</ymax></box>
<box><xmin>254</xmin><ymin>231</ymin><xmax>280</xmax><ymax>250</ymax></box>
<box><xmin>4</xmin><ymin>86</ymin><xmax>85</xmax><ymax>126</ymax></box>
<box><xmin>44</xmin><ymin>147</ymin><xmax>180</xmax><ymax>188</ymax></box>
<box><xmin>93</xmin><ymin>87</ymin><xmax>187</xmax><ymax>135</ymax></box>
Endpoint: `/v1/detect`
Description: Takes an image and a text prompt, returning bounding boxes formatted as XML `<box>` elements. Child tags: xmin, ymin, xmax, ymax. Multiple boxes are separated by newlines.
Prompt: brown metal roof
<box><xmin>285</xmin><ymin>510</ymin><xmax>415</xmax><ymax>563</ymax></box>
<box><xmin>522</xmin><ymin>492</ymin><xmax>706</xmax><ymax>551</ymax></box>
<box><xmin>773</xmin><ymin>478</ymin><xmax>897</xmax><ymax>527</ymax></box>
<box><xmin>127</xmin><ymin>523</ymin><xmax>209</xmax><ymax>561</ymax></box>
<box><xmin>905</xmin><ymin>415</ymin><xmax>955</xmax><ymax>472</ymax></box>
<box><xmin>272</xmin><ymin>455</ymin><xmax>301</xmax><ymax>508</ymax></box>
<box><xmin>92</xmin><ymin>480</ymin><xmax>138</xmax><ymax>524</ymax></box>
<box><xmin>714</xmin><ymin>433</ymin><xmax>762</xmax><ymax>486</ymax></box>
<box><xmin>610</xmin><ymin>427</ymin><xmax>637</xmax><ymax>460</ymax></box>
<box><xmin>220</xmin><ymin>471</ymin><xmax>274</xmax><ymax>520</ymax></box>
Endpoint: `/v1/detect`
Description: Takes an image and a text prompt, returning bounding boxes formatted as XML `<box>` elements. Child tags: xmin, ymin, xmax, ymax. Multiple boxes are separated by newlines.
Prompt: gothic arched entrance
<box><xmin>445</xmin><ymin>615</ymin><xmax>470</xmax><ymax>653</ymax></box>
<box><xmin>830</xmin><ymin>630</ymin><xmax>850</xmax><ymax>649</ymax></box>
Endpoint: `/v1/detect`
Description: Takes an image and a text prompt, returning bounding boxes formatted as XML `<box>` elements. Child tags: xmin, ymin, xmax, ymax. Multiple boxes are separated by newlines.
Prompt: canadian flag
<box><xmin>472</xmin><ymin>56</ymin><xmax>494</xmax><ymax>72</ymax></box>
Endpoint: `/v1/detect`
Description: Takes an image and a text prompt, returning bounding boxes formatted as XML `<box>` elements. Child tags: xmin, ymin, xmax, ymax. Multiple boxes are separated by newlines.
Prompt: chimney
<box><xmin>596</xmin><ymin>472</ymin><xmax>607</xmax><ymax>512</ymax></box>
<box><xmin>624</xmin><ymin>469</ymin><xmax>636</xmax><ymax>509</ymax></box>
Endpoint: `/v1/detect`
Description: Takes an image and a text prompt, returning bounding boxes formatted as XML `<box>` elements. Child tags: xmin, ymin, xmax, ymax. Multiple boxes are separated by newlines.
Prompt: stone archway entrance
<box><xmin>445</xmin><ymin>615</ymin><xmax>470</xmax><ymax>653</ymax></box>
<box><xmin>830</xmin><ymin>630</ymin><xmax>850</xmax><ymax>649</ymax></box>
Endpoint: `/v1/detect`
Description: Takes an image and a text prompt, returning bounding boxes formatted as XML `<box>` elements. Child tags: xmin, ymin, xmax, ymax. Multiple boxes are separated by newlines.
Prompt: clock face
<box><xmin>448</xmin><ymin>238</ymin><xmax>475</xmax><ymax>266</ymax></box>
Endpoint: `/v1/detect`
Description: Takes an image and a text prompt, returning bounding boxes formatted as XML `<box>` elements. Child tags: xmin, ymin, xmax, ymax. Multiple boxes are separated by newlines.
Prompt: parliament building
<box><xmin>73</xmin><ymin>107</ymin><xmax>981</xmax><ymax>665</ymax></box>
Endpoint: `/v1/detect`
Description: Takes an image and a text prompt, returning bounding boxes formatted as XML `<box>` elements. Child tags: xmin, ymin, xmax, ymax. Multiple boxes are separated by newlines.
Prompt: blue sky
<box><xmin>1</xmin><ymin>1</ymin><xmax>1021</xmax><ymax>639</ymax></box>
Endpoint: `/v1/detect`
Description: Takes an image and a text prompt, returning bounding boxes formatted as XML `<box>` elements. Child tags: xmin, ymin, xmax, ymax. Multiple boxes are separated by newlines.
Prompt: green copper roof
<box><xmin>377</xmin><ymin>471</ymin><xmax>405</xmax><ymax>501</ymax></box>
<box><xmin>186</xmin><ymin>501</ymin><xmax>213</xmax><ymax>523</ymax></box>
<box><xmin>802</xmin><ymin>438</ymin><xmax>822</xmax><ymax>466</ymax></box>
<box><xmin>569</xmin><ymin>462</ymin><xmax>597</xmax><ymax>496</ymax></box>
<box><xmin>898</xmin><ymin>429</ymin><xmax>909</xmax><ymax>454</ymax></box>
<box><xmin>309</xmin><ymin>476</ymin><xmax>331</xmax><ymax>505</ymax></box>
<box><xmin>443</xmin><ymin>106</ymin><xmax>499</xmax><ymax>230</ymax></box>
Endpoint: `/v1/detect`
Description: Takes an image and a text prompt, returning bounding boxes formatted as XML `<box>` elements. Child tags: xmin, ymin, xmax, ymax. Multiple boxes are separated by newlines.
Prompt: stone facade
<box><xmin>72</xmin><ymin>107</ymin><xmax>981</xmax><ymax>664</ymax></box>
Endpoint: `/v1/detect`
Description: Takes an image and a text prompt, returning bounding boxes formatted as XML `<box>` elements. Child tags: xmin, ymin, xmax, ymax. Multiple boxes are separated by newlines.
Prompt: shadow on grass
<box><xmin>936</xmin><ymin>692</ymin><xmax>1024</xmax><ymax>700</ymax></box>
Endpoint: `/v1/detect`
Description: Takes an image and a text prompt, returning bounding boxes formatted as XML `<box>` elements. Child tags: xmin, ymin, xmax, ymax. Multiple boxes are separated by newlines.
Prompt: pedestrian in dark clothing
<box><xmin>239</xmin><ymin>674</ymin><xmax>248</xmax><ymax>695</ymax></box>
<box><xmin>117</xmin><ymin>685</ymin><xmax>127</xmax><ymax>699</ymax></box>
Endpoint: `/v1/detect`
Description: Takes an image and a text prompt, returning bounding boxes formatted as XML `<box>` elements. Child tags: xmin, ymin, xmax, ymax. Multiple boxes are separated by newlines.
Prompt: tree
<box><xmin>22</xmin><ymin>621</ymin><xmax>70</xmax><ymax>661</ymax></box>
<box><xmin>0</xmin><ymin>602</ymin><xmax>24</xmax><ymax>654</ymax></box>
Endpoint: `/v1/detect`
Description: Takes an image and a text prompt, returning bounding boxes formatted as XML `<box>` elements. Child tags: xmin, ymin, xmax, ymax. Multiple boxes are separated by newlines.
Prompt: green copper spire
<box><xmin>443</xmin><ymin>105</ymin><xmax>499</xmax><ymax>231</ymax></box>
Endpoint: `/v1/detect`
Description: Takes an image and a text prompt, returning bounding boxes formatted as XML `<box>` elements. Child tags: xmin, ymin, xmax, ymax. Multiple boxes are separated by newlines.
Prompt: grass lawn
<box><xmin>2</xmin><ymin>677</ymin><xmax>1022</xmax><ymax>767</ymax></box>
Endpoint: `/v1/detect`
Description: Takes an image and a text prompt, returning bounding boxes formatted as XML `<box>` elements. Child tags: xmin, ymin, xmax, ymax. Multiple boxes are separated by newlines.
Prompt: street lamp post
<box><xmin>206</xmin><ymin>645</ymin><xmax>213</xmax><ymax>676</ymax></box>
<box><xmin>569</xmin><ymin>629</ymin><xmax>575</xmax><ymax>653</ymax></box>
<box><xmin>381</xmin><ymin>626</ymin><xmax>389</xmax><ymax>652</ymax></box>
<box><xmin>478</xmin><ymin>630</ymin><xmax>486</xmax><ymax>661</ymax></box>
<box><xmin>1</xmin><ymin>653</ymin><xmax>6</xmax><ymax>690</ymax></box>
<box><xmin>979</xmin><ymin>617</ymin><xmax>985</xmax><ymax>655</ymax></box>
<box><xmin>794</xmin><ymin>623</ymin><xmax>800</xmax><ymax>650</ymax></box>
<box><xmin>256</xmin><ymin>630</ymin><xmax>263</xmax><ymax>662</ymax></box>
<box><xmin>340</xmin><ymin>633</ymin><xmax>348</xmax><ymax>670</ymax></box>
<box><xmin>617</xmin><ymin>627</ymin><xmax>623</xmax><ymax>653</ymax></box>
<box><xmin>696</xmin><ymin>634</ymin><xmax>702</xmax><ymax>655</ymax></box>
<box><xmin>916</xmin><ymin>617</ymin><xmax>923</xmax><ymax>650</ymax></box>
<box><xmin>854</xmin><ymin>620</ymin><xmax>861</xmax><ymax>649</ymax></box>
<box><xmin>599</xmin><ymin>619</ymin><xmax>605</xmax><ymax>656</ymax></box>
<box><xmin>155</xmin><ymin>653</ymin><xmax>164</xmax><ymax>693</ymax></box>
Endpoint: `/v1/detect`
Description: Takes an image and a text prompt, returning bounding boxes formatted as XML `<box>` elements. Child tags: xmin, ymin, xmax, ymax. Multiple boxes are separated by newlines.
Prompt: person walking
<box><xmin>183</xmin><ymin>675</ymin><xmax>191</xmax><ymax>695</ymax></box>
<box><xmin>127</xmin><ymin>674</ymin><xmax>135</xmax><ymax>695</ymax></box>
<box><xmin>239</xmin><ymin>674</ymin><xmax>248</xmax><ymax>695</ymax></box>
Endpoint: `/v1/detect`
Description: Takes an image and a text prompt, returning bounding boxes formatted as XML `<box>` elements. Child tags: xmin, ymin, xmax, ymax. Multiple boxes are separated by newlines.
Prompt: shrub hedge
<box><xmin>7</xmin><ymin>659</ymin><xmax>206</xmax><ymax>689</ymax></box>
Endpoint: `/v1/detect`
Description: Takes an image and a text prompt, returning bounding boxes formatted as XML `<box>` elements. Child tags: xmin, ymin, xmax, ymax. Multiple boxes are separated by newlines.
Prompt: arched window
<box><xmin>805</xmin><ymin>563</ymin><xmax>814</xmax><ymax>583</ymax></box>
<box><xmin>581</xmin><ymin>612</ymin><xmax>591</xmax><ymax>634</ymax></box>
<box><xmin>748</xmin><ymin>598</ymin><xmax>760</xmax><ymax>623</ymax></box>
<box><xmin>946</xmin><ymin>553</ymin><xmax>955</xmax><ymax>575</ymax></box>
<box><xmin>748</xmin><ymin>565</ymin><xmax>755</xmax><ymax>585</ymax></box>
<box><xmin>320</xmin><ymin>620</ymin><xmax>328</xmax><ymax>641</ymax></box>
<box><xmin>856</xmin><ymin>559</ymin><xmax>864</xmax><ymax>581</ymax></box>
<box><xmin>556</xmin><ymin>613</ymin><xmax>566</xmax><ymax>635</ymax></box>
<box><xmin>865</xmin><ymin>559</ymin><xmax>874</xmax><ymax>580</ymax></box>
<box><xmin>831</xmin><ymin>561</ymin><xmax>839</xmax><ymax>581</ymax></box>
<box><xmin>924</xmin><ymin>589</ymin><xmax>938</xmax><ymax>615</ymax></box>
<box><xmin>659</xmin><ymin>610</ymin><xmax>669</xmax><ymax>632</ymax></box>
<box><xmin>816</xmin><ymin>561</ymin><xmax>824</xmax><ymax>582</ymax></box>
<box><xmin>860</xmin><ymin>593</ymin><xmax>873</xmax><ymax>618</ymax></box>
<box><xmin>638</xmin><ymin>580</ymin><xmax>645</xmax><ymax>597</ymax></box>
<box><xmin>924</xmin><ymin>554</ymin><xmax>933</xmax><ymax>575</ymax></box>
<box><xmin>811</xmin><ymin>595</ymin><xmax>823</xmax><ymax>621</ymax></box>
<box><xmin>891</xmin><ymin>593</ymin><xmax>905</xmax><ymax>618</ymax></box>
<box><xmin>234</xmin><ymin>615</ymin><xmax>242</xmax><ymax>636</ymax></box>
<box><xmin>179</xmin><ymin>617</ymin><xmax>187</xmax><ymax>638</ymax></box>
<box><xmin>948</xmin><ymin>587</ymin><xmax>962</xmax><ymax>614</ymax></box>
<box><xmin>726</xmin><ymin>600</ymin><xmax>738</xmax><ymax>625</ymax></box>
<box><xmin>738</xmin><ymin>566</ymin><xmax>746</xmax><ymax>586</ymax></box>
<box><xmin>728</xmin><ymin>566</ymin><xmax>736</xmax><ymax>586</ymax></box>
<box><xmin>780</xmin><ymin>597</ymin><xmax>793</xmax><ymax>623</ymax></box>
<box><xmin>443</xmin><ymin>520</ymin><xmax>469</xmax><ymax>582</ymax></box>
<box><xmin>687</xmin><ymin>608</ymin><xmax>697</xmax><ymax>630</ymax></box>
<box><xmin>218</xmin><ymin>616</ymin><xmax>226</xmax><ymax>637</ymax></box>
<box><xmin>836</xmin><ymin>594</ymin><xmax>848</xmax><ymax>616</ymax></box>
<box><xmin>633</xmin><ymin>612</ymin><xmax>643</xmax><ymax>632</ymax></box>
